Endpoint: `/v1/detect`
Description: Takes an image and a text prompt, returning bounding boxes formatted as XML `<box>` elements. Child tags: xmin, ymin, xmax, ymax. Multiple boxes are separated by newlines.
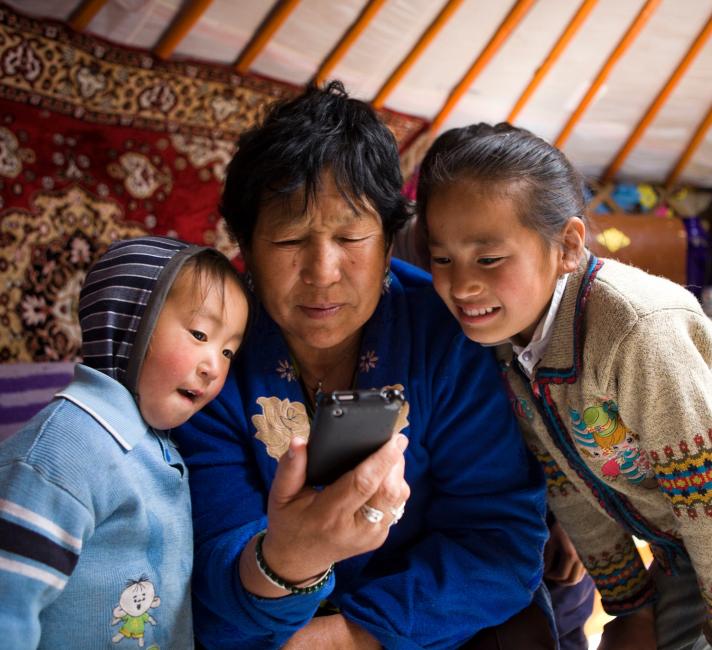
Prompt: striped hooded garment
<box><xmin>79</xmin><ymin>235</ymin><xmax>208</xmax><ymax>394</ymax></box>
<box><xmin>0</xmin><ymin>235</ymin><xmax>208</xmax><ymax>648</ymax></box>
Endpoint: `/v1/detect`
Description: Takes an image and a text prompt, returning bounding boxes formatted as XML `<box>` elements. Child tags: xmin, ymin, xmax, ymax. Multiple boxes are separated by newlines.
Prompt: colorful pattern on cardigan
<box><xmin>530</xmin><ymin>447</ymin><xmax>578</xmax><ymax>497</ymax></box>
<box><xmin>569</xmin><ymin>401</ymin><xmax>656</xmax><ymax>487</ymax></box>
<box><xmin>585</xmin><ymin>544</ymin><xmax>656</xmax><ymax>613</ymax></box>
<box><xmin>521</xmin><ymin>256</ymin><xmax>686</xmax><ymax>557</ymax></box>
<box><xmin>649</xmin><ymin>430</ymin><xmax>712</xmax><ymax>518</ymax></box>
<box><xmin>530</xmin><ymin>339</ymin><xmax>685</xmax><ymax>559</ymax></box>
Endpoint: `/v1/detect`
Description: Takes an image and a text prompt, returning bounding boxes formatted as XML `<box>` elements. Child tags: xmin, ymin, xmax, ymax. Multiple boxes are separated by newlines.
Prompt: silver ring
<box><xmin>389</xmin><ymin>502</ymin><xmax>405</xmax><ymax>526</ymax></box>
<box><xmin>360</xmin><ymin>504</ymin><xmax>384</xmax><ymax>524</ymax></box>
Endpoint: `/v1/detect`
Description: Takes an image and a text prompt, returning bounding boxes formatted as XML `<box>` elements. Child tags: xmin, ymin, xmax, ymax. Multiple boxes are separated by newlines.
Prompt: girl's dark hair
<box><xmin>417</xmin><ymin>122</ymin><xmax>586</xmax><ymax>244</ymax></box>
<box><xmin>220</xmin><ymin>81</ymin><xmax>410</xmax><ymax>249</ymax></box>
<box><xmin>180</xmin><ymin>248</ymin><xmax>254</xmax><ymax>345</ymax></box>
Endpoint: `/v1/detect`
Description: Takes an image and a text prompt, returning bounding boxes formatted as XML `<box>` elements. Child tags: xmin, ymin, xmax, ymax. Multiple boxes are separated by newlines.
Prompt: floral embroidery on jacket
<box><xmin>252</xmin><ymin>397</ymin><xmax>309</xmax><ymax>459</ymax></box>
<box><xmin>359</xmin><ymin>350</ymin><xmax>378</xmax><ymax>373</ymax></box>
<box><xmin>275</xmin><ymin>359</ymin><xmax>296</xmax><ymax>382</ymax></box>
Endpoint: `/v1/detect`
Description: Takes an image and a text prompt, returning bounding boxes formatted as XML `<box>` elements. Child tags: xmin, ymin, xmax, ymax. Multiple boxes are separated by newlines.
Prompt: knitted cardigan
<box><xmin>496</xmin><ymin>253</ymin><xmax>712</xmax><ymax>625</ymax></box>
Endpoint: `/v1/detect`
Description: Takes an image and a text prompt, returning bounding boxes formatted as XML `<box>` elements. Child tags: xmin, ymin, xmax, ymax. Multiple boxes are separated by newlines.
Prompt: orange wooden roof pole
<box><xmin>602</xmin><ymin>13</ymin><xmax>712</xmax><ymax>182</ymax></box>
<box><xmin>507</xmin><ymin>0</ymin><xmax>598</xmax><ymax>123</ymax></box>
<box><xmin>665</xmin><ymin>103</ymin><xmax>712</xmax><ymax>188</ymax></box>
<box><xmin>554</xmin><ymin>0</ymin><xmax>660</xmax><ymax>148</ymax></box>
<box><xmin>153</xmin><ymin>0</ymin><xmax>214</xmax><ymax>60</ymax></box>
<box><xmin>234</xmin><ymin>0</ymin><xmax>301</xmax><ymax>75</ymax></box>
<box><xmin>313</xmin><ymin>0</ymin><xmax>387</xmax><ymax>86</ymax></box>
<box><xmin>430</xmin><ymin>0</ymin><xmax>536</xmax><ymax>134</ymax></box>
<box><xmin>372</xmin><ymin>0</ymin><xmax>465</xmax><ymax>109</ymax></box>
<box><xmin>69</xmin><ymin>0</ymin><xmax>109</xmax><ymax>31</ymax></box>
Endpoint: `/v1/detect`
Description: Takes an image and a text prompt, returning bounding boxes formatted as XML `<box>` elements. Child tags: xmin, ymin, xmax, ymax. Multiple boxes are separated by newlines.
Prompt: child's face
<box><xmin>136</xmin><ymin>270</ymin><xmax>248</xmax><ymax>430</ymax></box>
<box><xmin>426</xmin><ymin>182</ymin><xmax>564</xmax><ymax>347</ymax></box>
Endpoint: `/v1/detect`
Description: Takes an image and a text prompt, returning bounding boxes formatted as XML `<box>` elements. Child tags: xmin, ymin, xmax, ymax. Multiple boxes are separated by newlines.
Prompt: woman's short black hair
<box><xmin>417</xmin><ymin>122</ymin><xmax>586</xmax><ymax>244</ymax></box>
<box><xmin>221</xmin><ymin>81</ymin><xmax>410</xmax><ymax>249</ymax></box>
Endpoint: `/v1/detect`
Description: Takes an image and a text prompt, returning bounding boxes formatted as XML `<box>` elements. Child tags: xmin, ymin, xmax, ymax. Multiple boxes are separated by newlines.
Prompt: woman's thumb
<box><xmin>270</xmin><ymin>436</ymin><xmax>308</xmax><ymax>505</ymax></box>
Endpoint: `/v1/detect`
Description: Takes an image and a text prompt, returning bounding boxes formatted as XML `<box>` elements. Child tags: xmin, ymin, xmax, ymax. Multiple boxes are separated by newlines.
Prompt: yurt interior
<box><xmin>1</xmin><ymin>1</ymin><xmax>711</xmax><ymax>648</ymax></box>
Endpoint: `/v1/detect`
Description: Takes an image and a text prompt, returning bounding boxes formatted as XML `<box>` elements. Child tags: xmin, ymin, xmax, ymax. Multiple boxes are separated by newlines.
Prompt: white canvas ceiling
<box><xmin>7</xmin><ymin>0</ymin><xmax>712</xmax><ymax>187</ymax></box>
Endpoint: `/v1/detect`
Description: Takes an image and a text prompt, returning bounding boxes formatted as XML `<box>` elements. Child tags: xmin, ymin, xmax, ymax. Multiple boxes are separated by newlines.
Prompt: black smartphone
<box><xmin>306</xmin><ymin>387</ymin><xmax>405</xmax><ymax>486</ymax></box>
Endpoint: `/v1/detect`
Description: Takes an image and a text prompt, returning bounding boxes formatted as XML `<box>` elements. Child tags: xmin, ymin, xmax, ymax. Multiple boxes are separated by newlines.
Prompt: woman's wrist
<box><xmin>260</xmin><ymin>529</ymin><xmax>333</xmax><ymax>585</ymax></box>
<box><xmin>255</xmin><ymin>530</ymin><xmax>333</xmax><ymax>594</ymax></box>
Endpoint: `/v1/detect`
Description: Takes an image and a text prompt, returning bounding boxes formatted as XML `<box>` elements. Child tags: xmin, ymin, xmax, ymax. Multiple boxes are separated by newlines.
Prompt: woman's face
<box><xmin>246</xmin><ymin>172</ymin><xmax>389</xmax><ymax>360</ymax></box>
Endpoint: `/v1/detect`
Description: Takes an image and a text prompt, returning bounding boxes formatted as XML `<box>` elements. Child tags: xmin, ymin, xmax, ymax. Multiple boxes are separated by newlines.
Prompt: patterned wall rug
<box><xmin>0</xmin><ymin>5</ymin><xmax>428</xmax><ymax>363</ymax></box>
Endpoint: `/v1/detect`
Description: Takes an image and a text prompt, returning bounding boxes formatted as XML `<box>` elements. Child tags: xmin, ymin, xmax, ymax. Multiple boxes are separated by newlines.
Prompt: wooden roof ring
<box><xmin>602</xmin><ymin>12</ymin><xmax>712</xmax><ymax>182</ymax></box>
<box><xmin>554</xmin><ymin>0</ymin><xmax>660</xmax><ymax>149</ymax></box>
<box><xmin>153</xmin><ymin>0</ymin><xmax>214</xmax><ymax>60</ymax></box>
<box><xmin>430</xmin><ymin>0</ymin><xmax>536</xmax><ymax>134</ymax></box>
<box><xmin>372</xmin><ymin>0</ymin><xmax>465</xmax><ymax>109</ymax></box>
<box><xmin>313</xmin><ymin>0</ymin><xmax>387</xmax><ymax>86</ymax></box>
<box><xmin>69</xmin><ymin>0</ymin><xmax>109</xmax><ymax>31</ymax></box>
<box><xmin>665</xmin><ymin>103</ymin><xmax>712</xmax><ymax>188</ymax></box>
<box><xmin>507</xmin><ymin>0</ymin><xmax>598</xmax><ymax>123</ymax></box>
<box><xmin>234</xmin><ymin>0</ymin><xmax>301</xmax><ymax>75</ymax></box>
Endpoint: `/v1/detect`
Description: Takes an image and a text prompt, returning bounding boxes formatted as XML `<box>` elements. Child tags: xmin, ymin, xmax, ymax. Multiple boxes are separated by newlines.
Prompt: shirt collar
<box><xmin>511</xmin><ymin>273</ymin><xmax>570</xmax><ymax>378</ymax></box>
<box><xmin>55</xmin><ymin>364</ymin><xmax>150</xmax><ymax>451</ymax></box>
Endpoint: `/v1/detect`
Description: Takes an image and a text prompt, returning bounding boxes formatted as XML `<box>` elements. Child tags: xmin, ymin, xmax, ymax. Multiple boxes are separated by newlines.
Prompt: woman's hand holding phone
<box><xmin>239</xmin><ymin>431</ymin><xmax>410</xmax><ymax>598</ymax></box>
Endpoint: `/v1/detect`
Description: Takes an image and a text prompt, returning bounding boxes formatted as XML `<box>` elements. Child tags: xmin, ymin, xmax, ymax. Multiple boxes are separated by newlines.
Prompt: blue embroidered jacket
<box><xmin>175</xmin><ymin>258</ymin><xmax>549</xmax><ymax>650</ymax></box>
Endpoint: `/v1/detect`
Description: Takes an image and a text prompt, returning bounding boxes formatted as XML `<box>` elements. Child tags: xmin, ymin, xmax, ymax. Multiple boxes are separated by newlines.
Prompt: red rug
<box><xmin>0</xmin><ymin>4</ymin><xmax>428</xmax><ymax>363</ymax></box>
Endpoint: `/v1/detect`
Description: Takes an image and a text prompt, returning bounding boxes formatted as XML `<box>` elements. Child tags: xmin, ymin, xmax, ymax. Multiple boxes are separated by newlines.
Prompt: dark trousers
<box><xmin>548</xmin><ymin>575</ymin><xmax>596</xmax><ymax>650</ymax></box>
<box><xmin>461</xmin><ymin>599</ymin><xmax>557</xmax><ymax>650</ymax></box>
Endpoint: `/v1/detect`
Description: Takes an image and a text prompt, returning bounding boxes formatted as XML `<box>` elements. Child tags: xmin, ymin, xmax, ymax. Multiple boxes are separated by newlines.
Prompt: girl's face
<box><xmin>426</xmin><ymin>181</ymin><xmax>567</xmax><ymax>347</ymax></box>
<box><xmin>137</xmin><ymin>270</ymin><xmax>248</xmax><ymax>430</ymax></box>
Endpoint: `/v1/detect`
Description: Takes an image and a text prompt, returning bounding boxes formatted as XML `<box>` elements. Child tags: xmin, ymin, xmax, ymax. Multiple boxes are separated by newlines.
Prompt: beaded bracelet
<box><xmin>254</xmin><ymin>530</ymin><xmax>334</xmax><ymax>595</ymax></box>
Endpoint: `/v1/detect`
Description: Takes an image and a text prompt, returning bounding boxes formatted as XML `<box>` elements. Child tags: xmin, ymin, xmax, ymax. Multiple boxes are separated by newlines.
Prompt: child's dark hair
<box><xmin>417</xmin><ymin>122</ymin><xmax>586</xmax><ymax>244</ymax></box>
<box><xmin>179</xmin><ymin>248</ymin><xmax>253</xmax><ymax>343</ymax></box>
<box><xmin>220</xmin><ymin>80</ymin><xmax>411</xmax><ymax>250</ymax></box>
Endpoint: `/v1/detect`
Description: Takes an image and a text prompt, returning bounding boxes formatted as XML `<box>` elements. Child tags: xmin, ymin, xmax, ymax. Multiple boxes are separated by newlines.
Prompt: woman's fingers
<box><xmin>332</xmin><ymin>434</ymin><xmax>408</xmax><ymax>513</ymax></box>
<box><xmin>352</xmin><ymin>435</ymin><xmax>409</xmax><ymax>529</ymax></box>
<box><xmin>269</xmin><ymin>436</ymin><xmax>309</xmax><ymax>508</ymax></box>
<box><xmin>362</xmin><ymin>448</ymin><xmax>410</xmax><ymax>525</ymax></box>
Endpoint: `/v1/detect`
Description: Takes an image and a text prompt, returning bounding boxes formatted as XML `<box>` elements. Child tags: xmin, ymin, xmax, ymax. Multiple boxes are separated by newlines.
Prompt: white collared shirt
<box><xmin>511</xmin><ymin>273</ymin><xmax>569</xmax><ymax>379</ymax></box>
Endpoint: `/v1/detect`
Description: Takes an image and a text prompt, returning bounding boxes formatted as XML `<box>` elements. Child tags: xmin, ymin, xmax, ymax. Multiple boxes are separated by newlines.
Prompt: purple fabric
<box><xmin>0</xmin><ymin>371</ymin><xmax>75</xmax><ymax>392</ymax></box>
<box><xmin>547</xmin><ymin>574</ymin><xmax>596</xmax><ymax>650</ymax></box>
<box><xmin>684</xmin><ymin>216</ymin><xmax>709</xmax><ymax>299</ymax></box>
<box><xmin>0</xmin><ymin>362</ymin><xmax>74</xmax><ymax>441</ymax></box>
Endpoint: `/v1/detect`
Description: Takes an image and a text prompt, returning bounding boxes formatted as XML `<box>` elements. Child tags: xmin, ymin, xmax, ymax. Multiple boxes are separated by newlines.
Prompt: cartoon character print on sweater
<box><xmin>111</xmin><ymin>576</ymin><xmax>161</xmax><ymax>647</ymax></box>
<box><xmin>252</xmin><ymin>384</ymin><xmax>410</xmax><ymax>460</ymax></box>
<box><xmin>570</xmin><ymin>400</ymin><xmax>656</xmax><ymax>488</ymax></box>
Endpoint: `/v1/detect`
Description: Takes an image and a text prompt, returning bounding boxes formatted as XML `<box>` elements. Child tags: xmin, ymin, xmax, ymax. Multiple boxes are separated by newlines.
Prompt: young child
<box><xmin>417</xmin><ymin>122</ymin><xmax>712</xmax><ymax>650</ymax></box>
<box><xmin>0</xmin><ymin>236</ymin><xmax>249</xmax><ymax>649</ymax></box>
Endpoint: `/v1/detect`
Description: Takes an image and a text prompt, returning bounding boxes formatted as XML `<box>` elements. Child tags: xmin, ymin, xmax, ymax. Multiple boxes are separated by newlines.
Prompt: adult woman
<box><xmin>175</xmin><ymin>82</ymin><xmax>552</xmax><ymax>649</ymax></box>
